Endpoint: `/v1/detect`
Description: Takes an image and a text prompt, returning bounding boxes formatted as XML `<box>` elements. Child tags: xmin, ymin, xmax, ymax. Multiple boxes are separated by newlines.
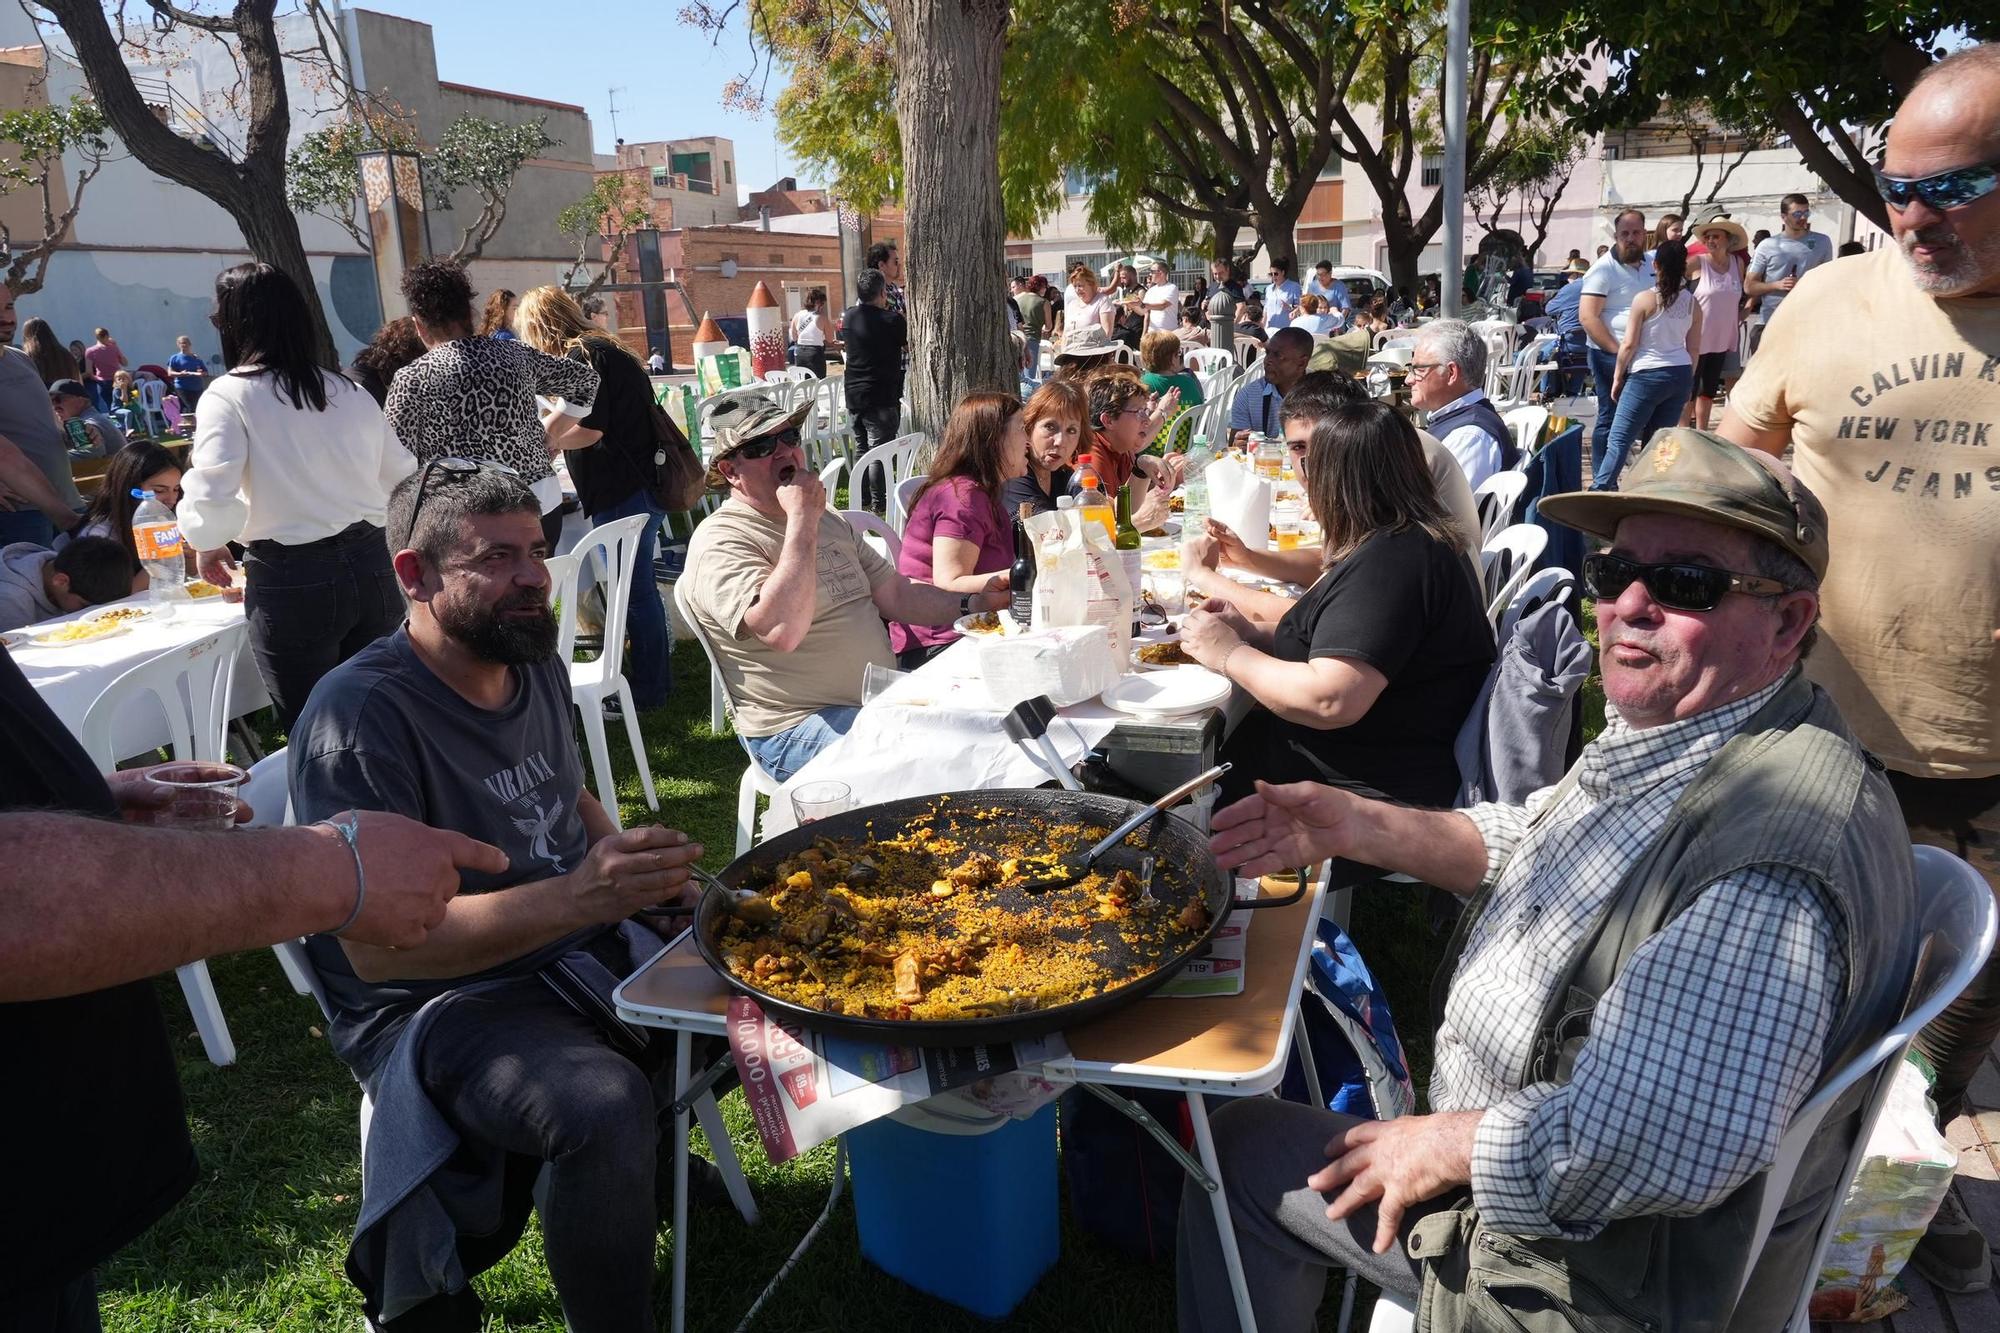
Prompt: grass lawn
<box><xmin>100</xmin><ymin>630</ymin><xmax>1604</xmax><ymax>1332</ymax></box>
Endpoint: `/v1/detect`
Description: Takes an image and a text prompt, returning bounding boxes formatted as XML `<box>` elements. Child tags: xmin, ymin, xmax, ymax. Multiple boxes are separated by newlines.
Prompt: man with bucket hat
<box><xmin>681</xmin><ymin>393</ymin><xmax>1008</xmax><ymax>781</ymax></box>
<box><xmin>1178</xmin><ymin>427</ymin><xmax>1917</xmax><ymax>1333</ymax></box>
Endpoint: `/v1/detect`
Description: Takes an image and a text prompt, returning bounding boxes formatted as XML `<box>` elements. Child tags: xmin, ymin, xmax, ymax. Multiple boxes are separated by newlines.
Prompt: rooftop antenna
<box><xmin>607</xmin><ymin>85</ymin><xmax>627</xmax><ymax>147</ymax></box>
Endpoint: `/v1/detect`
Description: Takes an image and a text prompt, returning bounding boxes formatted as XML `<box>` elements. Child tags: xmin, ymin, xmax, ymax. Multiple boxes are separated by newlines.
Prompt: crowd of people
<box><xmin>2</xmin><ymin>38</ymin><xmax>1996</xmax><ymax>1333</ymax></box>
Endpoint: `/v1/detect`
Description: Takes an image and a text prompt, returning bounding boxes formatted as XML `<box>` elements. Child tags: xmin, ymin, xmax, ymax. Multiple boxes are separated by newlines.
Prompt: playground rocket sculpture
<box><xmin>746</xmin><ymin>281</ymin><xmax>785</xmax><ymax>379</ymax></box>
<box><xmin>691</xmin><ymin>312</ymin><xmax>729</xmax><ymax>364</ymax></box>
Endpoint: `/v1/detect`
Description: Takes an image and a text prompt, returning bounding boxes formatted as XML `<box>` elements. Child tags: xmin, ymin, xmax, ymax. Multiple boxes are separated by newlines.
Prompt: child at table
<box><xmin>0</xmin><ymin>536</ymin><xmax>134</xmax><ymax>632</ymax></box>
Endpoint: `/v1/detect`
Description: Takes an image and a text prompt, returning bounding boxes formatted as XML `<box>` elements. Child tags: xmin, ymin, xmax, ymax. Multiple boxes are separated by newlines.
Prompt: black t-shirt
<box><xmin>839</xmin><ymin>303</ymin><xmax>907</xmax><ymax>407</ymax></box>
<box><xmin>999</xmin><ymin>467</ymin><xmax>1073</xmax><ymax>518</ymax></box>
<box><xmin>567</xmin><ymin>340</ymin><xmax>657</xmax><ymax>517</ymax></box>
<box><xmin>0</xmin><ymin>654</ymin><xmax>198</xmax><ymax>1297</ymax></box>
<box><xmin>1221</xmin><ymin>526</ymin><xmax>1493</xmax><ymax>808</ymax></box>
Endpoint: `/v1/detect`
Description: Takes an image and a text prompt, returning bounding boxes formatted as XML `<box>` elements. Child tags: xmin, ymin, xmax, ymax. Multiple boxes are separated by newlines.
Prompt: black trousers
<box><xmin>1897</xmin><ymin>770</ymin><xmax>2000</xmax><ymax>1125</ymax></box>
<box><xmin>0</xmin><ymin>1271</ymin><xmax>101</xmax><ymax>1333</ymax></box>
<box><xmin>850</xmin><ymin>399</ymin><xmax>902</xmax><ymax>511</ymax></box>
<box><xmin>244</xmin><ymin>521</ymin><xmax>402</xmax><ymax>733</ymax></box>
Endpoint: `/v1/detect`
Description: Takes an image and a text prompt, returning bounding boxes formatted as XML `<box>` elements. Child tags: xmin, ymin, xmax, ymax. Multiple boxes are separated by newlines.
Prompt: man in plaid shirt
<box><xmin>1181</xmin><ymin>430</ymin><xmax>1919</xmax><ymax>1332</ymax></box>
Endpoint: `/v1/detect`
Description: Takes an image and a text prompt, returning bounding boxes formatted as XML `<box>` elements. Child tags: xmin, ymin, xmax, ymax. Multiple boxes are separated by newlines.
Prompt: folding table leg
<box><xmin>670</xmin><ymin>1031</ymin><xmax>691</xmax><ymax>1333</ymax></box>
<box><xmin>731</xmin><ymin>1137</ymin><xmax>846</xmax><ymax>1333</ymax></box>
<box><xmin>1187</xmin><ymin>1090</ymin><xmax>1259</xmax><ymax>1333</ymax></box>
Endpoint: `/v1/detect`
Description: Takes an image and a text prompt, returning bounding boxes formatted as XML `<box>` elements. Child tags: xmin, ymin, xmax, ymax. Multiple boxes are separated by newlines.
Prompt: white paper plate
<box><xmin>1129</xmin><ymin>636</ymin><xmax>1200</xmax><ymax>672</ymax></box>
<box><xmin>29</xmin><ymin>620</ymin><xmax>132</xmax><ymax>649</ymax></box>
<box><xmin>953</xmin><ymin>611</ymin><xmax>1009</xmax><ymax>638</ymax></box>
<box><xmin>1</xmin><ymin>629</ymin><xmax>27</xmax><ymax>650</ymax></box>
<box><xmin>83</xmin><ymin>604</ymin><xmax>160</xmax><ymax>627</ymax></box>
<box><xmin>1101</xmin><ymin>668</ymin><xmax>1231</xmax><ymax>717</ymax></box>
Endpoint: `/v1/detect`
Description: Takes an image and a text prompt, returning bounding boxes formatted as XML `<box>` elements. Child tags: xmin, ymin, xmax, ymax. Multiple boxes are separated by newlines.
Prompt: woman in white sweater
<box><xmin>178</xmin><ymin>263</ymin><xmax>415</xmax><ymax>728</ymax></box>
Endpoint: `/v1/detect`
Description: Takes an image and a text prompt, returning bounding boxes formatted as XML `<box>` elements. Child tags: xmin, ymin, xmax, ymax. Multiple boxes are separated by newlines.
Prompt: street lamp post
<box><xmin>357</xmin><ymin>148</ymin><xmax>431</xmax><ymax>321</ymax></box>
<box><xmin>1441</xmin><ymin>0</ymin><xmax>1470</xmax><ymax>318</ymax></box>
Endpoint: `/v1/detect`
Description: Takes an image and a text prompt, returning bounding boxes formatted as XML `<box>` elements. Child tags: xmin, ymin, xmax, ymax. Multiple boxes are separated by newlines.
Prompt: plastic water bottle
<box><xmin>1181</xmin><ymin>435</ymin><xmax>1212</xmax><ymax>531</ymax></box>
<box><xmin>130</xmin><ymin>488</ymin><xmax>190</xmax><ymax>613</ymax></box>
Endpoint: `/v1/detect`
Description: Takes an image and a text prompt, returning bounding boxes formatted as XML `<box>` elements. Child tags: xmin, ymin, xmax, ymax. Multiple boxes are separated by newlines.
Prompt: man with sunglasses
<box><xmin>289</xmin><ymin>463</ymin><xmax>709</xmax><ymax>1330</ymax></box>
<box><xmin>1181</xmin><ymin>428</ymin><xmax>1919</xmax><ymax>1332</ymax></box>
<box><xmin>681</xmin><ymin>397</ymin><xmax>1007</xmax><ymax>782</ymax></box>
<box><xmin>1744</xmin><ymin>193</ymin><xmax>1832</xmax><ymax>336</ymax></box>
<box><xmin>1722</xmin><ymin>42</ymin><xmax>2000</xmax><ymax>1292</ymax></box>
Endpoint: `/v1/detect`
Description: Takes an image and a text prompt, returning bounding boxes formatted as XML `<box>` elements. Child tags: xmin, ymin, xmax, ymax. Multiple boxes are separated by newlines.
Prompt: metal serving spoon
<box><xmin>1018</xmin><ymin>763</ymin><xmax>1230</xmax><ymax>895</ymax></box>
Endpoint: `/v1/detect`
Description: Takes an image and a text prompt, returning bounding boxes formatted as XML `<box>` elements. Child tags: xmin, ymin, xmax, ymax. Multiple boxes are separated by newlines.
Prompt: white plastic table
<box><xmin>9</xmin><ymin>594</ymin><xmax>269</xmax><ymax>759</ymax></box>
<box><xmin>614</xmin><ymin>870</ymin><xmax>1326</xmax><ymax>1333</ymax></box>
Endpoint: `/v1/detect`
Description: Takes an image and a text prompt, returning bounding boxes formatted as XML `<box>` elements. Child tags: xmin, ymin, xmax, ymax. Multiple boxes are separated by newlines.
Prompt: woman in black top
<box><xmin>348</xmin><ymin>316</ymin><xmax>424</xmax><ymax>407</ymax></box>
<box><xmin>1182</xmin><ymin>401</ymin><xmax>1494</xmax><ymax>820</ymax></box>
<box><xmin>514</xmin><ymin>284</ymin><xmax>672</xmax><ymax>709</ymax></box>
<box><xmin>997</xmin><ymin>378</ymin><xmax>1087</xmax><ymax>517</ymax></box>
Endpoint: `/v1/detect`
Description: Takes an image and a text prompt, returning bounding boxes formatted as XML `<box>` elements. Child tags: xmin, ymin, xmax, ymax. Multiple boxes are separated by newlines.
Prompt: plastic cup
<box><xmin>791</xmin><ymin>780</ymin><xmax>853</xmax><ymax>826</ymax></box>
<box><xmin>146</xmin><ymin>761</ymin><xmax>245</xmax><ymax>830</ymax></box>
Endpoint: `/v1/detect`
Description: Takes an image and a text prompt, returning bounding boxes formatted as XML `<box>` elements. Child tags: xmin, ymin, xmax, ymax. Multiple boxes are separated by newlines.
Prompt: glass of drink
<box><xmin>146</xmin><ymin>761</ymin><xmax>245</xmax><ymax>830</ymax></box>
<box><xmin>1255</xmin><ymin>437</ymin><xmax>1284</xmax><ymax>479</ymax></box>
<box><xmin>1273</xmin><ymin>512</ymin><xmax>1305</xmax><ymax>551</ymax></box>
<box><xmin>790</xmin><ymin>780</ymin><xmax>853</xmax><ymax>826</ymax></box>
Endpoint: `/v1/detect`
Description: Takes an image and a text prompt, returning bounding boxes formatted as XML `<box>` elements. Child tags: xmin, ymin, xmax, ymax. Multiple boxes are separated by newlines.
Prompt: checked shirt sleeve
<box><xmin>1461</xmin><ymin>781</ymin><xmax>1559</xmax><ymax>889</ymax></box>
<box><xmin>1468</xmin><ymin>865</ymin><xmax>1846</xmax><ymax>1238</ymax></box>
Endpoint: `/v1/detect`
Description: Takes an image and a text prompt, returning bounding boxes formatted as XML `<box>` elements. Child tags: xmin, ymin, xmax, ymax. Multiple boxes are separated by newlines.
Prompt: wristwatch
<box><xmin>959</xmin><ymin>593</ymin><xmax>974</xmax><ymax>615</ymax></box>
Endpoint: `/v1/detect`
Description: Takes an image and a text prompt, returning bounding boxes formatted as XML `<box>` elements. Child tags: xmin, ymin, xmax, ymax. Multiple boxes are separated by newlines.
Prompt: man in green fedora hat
<box><xmin>1181</xmin><ymin>426</ymin><xmax>1918</xmax><ymax>1333</ymax></box>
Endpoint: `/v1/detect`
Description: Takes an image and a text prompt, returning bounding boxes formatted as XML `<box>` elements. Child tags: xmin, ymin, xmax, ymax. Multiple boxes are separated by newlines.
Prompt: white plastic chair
<box><xmin>544</xmin><ymin>550</ymin><xmax>581</xmax><ymax>654</ymax></box>
<box><xmin>80</xmin><ymin>620</ymin><xmax>251</xmax><ymax>1067</ymax></box>
<box><xmin>671</xmin><ymin>579</ymin><xmax>782</xmax><ymax>855</ymax></box>
<box><xmin>1235</xmin><ymin>339</ymin><xmax>1265</xmax><ymax>371</ymax></box>
<box><xmin>891</xmin><ymin>474</ymin><xmax>927</xmax><ymax>534</ymax></box>
<box><xmin>1501</xmin><ymin>405</ymin><xmax>1550</xmax><ymax>464</ymax></box>
<box><xmin>1471</xmin><ymin>470</ymin><xmax>1529</xmax><ymax>546</ymax></box>
<box><xmin>851</xmin><ymin>431</ymin><xmax>924</xmax><ymax>519</ymax></box>
<box><xmin>135</xmin><ymin>378</ymin><xmax>171</xmax><ymax>437</ymax></box>
<box><xmin>549</xmin><ymin>516</ymin><xmax>657</xmax><ymax>827</ymax></box>
<box><xmin>1478</xmin><ymin>523</ymin><xmax>1548</xmax><ymax>634</ymax></box>
<box><xmin>237</xmin><ymin>746</ymin><xmax>316</xmax><ymax>996</ymax></box>
<box><xmin>1156</xmin><ymin>410</ymin><xmax>1197</xmax><ymax>457</ymax></box>
<box><xmin>1743</xmin><ymin>845</ymin><xmax>1996</xmax><ymax>1330</ymax></box>
<box><xmin>817</xmin><ymin>455</ymin><xmax>848</xmax><ymax>508</ymax></box>
<box><xmin>761</xmin><ymin>366</ymin><xmax>817</xmax><ymax>384</ymax></box>
<box><xmin>1498</xmin><ymin>566</ymin><xmax>1577</xmax><ymax>643</ymax></box>
<box><xmin>1185</xmin><ymin>347</ymin><xmax>1233</xmax><ymax>377</ymax></box>
<box><xmin>841</xmin><ymin>508</ymin><xmax>903</xmax><ymax>566</ymax></box>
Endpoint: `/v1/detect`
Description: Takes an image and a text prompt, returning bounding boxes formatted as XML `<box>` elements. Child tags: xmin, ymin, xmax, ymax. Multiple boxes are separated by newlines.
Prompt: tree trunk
<box><xmin>1767</xmin><ymin>99</ymin><xmax>1890</xmax><ymax>233</ymax></box>
<box><xmin>888</xmin><ymin>0</ymin><xmax>1014</xmax><ymax>439</ymax></box>
<box><xmin>1256</xmin><ymin>212</ymin><xmax>1297</xmax><ymax>272</ymax></box>
<box><xmin>1383</xmin><ymin>229</ymin><xmax>1428</xmax><ymax>296</ymax></box>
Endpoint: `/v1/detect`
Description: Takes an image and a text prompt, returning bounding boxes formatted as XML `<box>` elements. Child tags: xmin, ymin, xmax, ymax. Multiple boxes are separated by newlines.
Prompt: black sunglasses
<box><xmin>1874</xmin><ymin>159</ymin><xmax>2000</xmax><ymax>213</ymax></box>
<box><xmin>402</xmin><ymin>456</ymin><xmax>520</xmax><ymax>550</ymax></box>
<box><xmin>1583</xmin><ymin>552</ymin><xmax>1792</xmax><ymax>613</ymax></box>
<box><xmin>723</xmin><ymin>428</ymin><xmax>801</xmax><ymax>462</ymax></box>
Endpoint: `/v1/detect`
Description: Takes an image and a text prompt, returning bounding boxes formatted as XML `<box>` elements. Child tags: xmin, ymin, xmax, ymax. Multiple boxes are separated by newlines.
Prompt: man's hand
<box><xmin>978</xmin><ymin>573</ymin><xmax>1009</xmax><ymax>610</ymax></box>
<box><xmin>1183</xmin><ymin>529</ymin><xmax>1221</xmax><ymax>572</ymax></box>
<box><xmin>1203</xmin><ymin>517</ymin><xmax>1254</xmax><ymax>569</ymax></box>
<box><xmin>1132</xmin><ymin>485</ymin><xmax>1171</xmax><ymax>534</ymax></box>
<box><xmin>1308</xmin><ymin>1112</ymin><xmax>1481</xmax><ymax>1254</ymax></box>
<box><xmin>1230</xmin><ymin>427</ymin><xmax>1252</xmax><ymax>451</ymax></box>
<box><xmin>107</xmin><ymin>763</ymin><xmax>254</xmax><ymax>824</ymax></box>
<box><xmin>776</xmin><ymin>470</ymin><xmax>826</xmax><ymax>519</ymax></box>
<box><xmin>1209</xmin><ymin>779</ymin><xmax>1365</xmax><ymax>877</ymax></box>
<box><xmin>325</xmin><ymin>811</ymin><xmax>509</xmax><ymax>949</ymax></box>
<box><xmin>1777</xmin><ymin>275</ymin><xmax>1797</xmax><ymax>293</ymax></box>
<box><xmin>564</xmin><ymin>825</ymin><xmax>706</xmax><ymax>924</ymax></box>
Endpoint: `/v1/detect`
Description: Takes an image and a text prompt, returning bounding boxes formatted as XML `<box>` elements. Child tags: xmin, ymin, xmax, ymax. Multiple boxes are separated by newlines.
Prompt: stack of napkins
<box><xmin>977</xmin><ymin>624</ymin><xmax>1121</xmax><ymax>709</ymax></box>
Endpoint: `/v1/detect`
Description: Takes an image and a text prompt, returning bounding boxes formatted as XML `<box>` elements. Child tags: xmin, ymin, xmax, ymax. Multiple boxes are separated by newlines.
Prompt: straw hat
<box><xmin>1690</xmin><ymin>208</ymin><xmax>1750</xmax><ymax>254</ymax></box>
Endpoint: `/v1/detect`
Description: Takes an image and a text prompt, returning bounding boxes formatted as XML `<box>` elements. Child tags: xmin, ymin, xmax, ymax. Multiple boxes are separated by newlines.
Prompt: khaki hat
<box><xmin>1689</xmin><ymin>207</ymin><xmax>1750</xmax><ymax>254</ymax></box>
<box><xmin>1537</xmin><ymin>428</ymin><xmax>1830</xmax><ymax>577</ymax></box>
<box><xmin>703</xmin><ymin>395</ymin><xmax>812</xmax><ymax>489</ymax></box>
<box><xmin>1563</xmin><ymin>256</ymin><xmax>1590</xmax><ymax>276</ymax></box>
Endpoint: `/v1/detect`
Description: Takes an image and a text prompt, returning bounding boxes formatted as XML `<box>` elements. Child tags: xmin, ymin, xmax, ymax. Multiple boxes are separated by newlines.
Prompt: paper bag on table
<box><xmin>1207</xmin><ymin>455</ymin><xmax>1272</xmax><ymax>552</ymax></box>
<box><xmin>1076</xmin><ymin>508</ymin><xmax>1134</xmax><ymax>663</ymax></box>
<box><xmin>1025</xmin><ymin>508</ymin><xmax>1087</xmax><ymax>632</ymax></box>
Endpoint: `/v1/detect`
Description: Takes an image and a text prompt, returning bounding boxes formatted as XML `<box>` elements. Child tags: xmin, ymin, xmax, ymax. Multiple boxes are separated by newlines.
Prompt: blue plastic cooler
<box><xmin>847</xmin><ymin>1101</ymin><xmax>1060</xmax><ymax>1318</ymax></box>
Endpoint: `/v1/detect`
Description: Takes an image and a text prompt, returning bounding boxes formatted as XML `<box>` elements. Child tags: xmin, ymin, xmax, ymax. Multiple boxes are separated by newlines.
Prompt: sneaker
<box><xmin>1910</xmin><ymin>1184</ymin><xmax>1994</xmax><ymax>1292</ymax></box>
<box><xmin>602</xmin><ymin>697</ymin><xmax>624</xmax><ymax>722</ymax></box>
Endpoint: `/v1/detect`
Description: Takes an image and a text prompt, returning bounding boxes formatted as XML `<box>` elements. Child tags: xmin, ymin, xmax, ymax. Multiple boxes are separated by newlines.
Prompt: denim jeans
<box><xmin>1586</xmin><ymin>345</ymin><xmax>1618</xmax><ymax>484</ymax></box>
<box><xmin>587</xmin><ymin>490</ymin><xmax>671</xmax><ymax>710</ymax></box>
<box><xmin>243</xmin><ymin>521</ymin><xmax>403</xmax><ymax>731</ymax></box>
<box><xmin>742</xmin><ymin>704</ymin><xmax>861</xmax><ymax>783</ymax></box>
<box><xmin>1595</xmin><ymin>364</ymin><xmax>1693</xmax><ymax>491</ymax></box>
<box><xmin>86</xmin><ymin>379</ymin><xmax>112</xmax><ymax>413</ymax></box>
<box><xmin>396</xmin><ymin>974</ymin><xmax>669</xmax><ymax>1333</ymax></box>
<box><xmin>0</xmin><ymin>507</ymin><xmax>58</xmax><ymax>548</ymax></box>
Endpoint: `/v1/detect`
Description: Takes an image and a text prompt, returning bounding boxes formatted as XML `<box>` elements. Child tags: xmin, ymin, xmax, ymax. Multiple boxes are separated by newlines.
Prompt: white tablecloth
<box><xmin>10</xmin><ymin>594</ymin><xmax>270</xmax><ymax>757</ymax></box>
<box><xmin>762</xmin><ymin>639</ymin><xmax>1125</xmax><ymax>836</ymax></box>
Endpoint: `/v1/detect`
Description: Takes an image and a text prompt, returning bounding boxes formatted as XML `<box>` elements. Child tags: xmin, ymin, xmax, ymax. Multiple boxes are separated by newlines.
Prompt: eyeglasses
<box><xmin>1582</xmin><ymin>552</ymin><xmax>1792</xmax><ymax>612</ymax></box>
<box><xmin>1874</xmin><ymin>159</ymin><xmax>2000</xmax><ymax>213</ymax></box>
<box><xmin>402</xmin><ymin>455</ymin><xmax>519</xmax><ymax>550</ymax></box>
<box><xmin>723</xmin><ymin>428</ymin><xmax>801</xmax><ymax>462</ymax></box>
<box><xmin>1405</xmin><ymin>361</ymin><xmax>1443</xmax><ymax>380</ymax></box>
<box><xmin>1785</xmin><ymin>209</ymin><xmax>1811</xmax><ymax>220</ymax></box>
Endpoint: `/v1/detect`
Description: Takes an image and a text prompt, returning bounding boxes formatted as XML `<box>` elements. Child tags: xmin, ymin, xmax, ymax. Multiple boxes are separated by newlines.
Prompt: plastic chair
<box><xmin>851</xmin><ymin>431</ymin><xmax>924</xmax><ymax>519</ymax></box>
<box><xmin>1156</xmin><ymin>410</ymin><xmax>1197</xmax><ymax>457</ymax></box>
<box><xmin>1742</xmin><ymin>845</ymin><xmax>1996</xmax><ymax>1330</ymax></box>
<box><xmin>135</xmin><ymin>379</ymin><xmax>171</xmax><ymax>437</ymax></box>
<box><xmin>1479</xmin><ymin>524</ymin><xmax>1548</xmax><ymax>633</ymax></box>
<box><xmin>161</xmin><ymin>393</ymin><xmax>185</xmax><ymax>434</ymax></box>
<box><xmin>1471</xmin><ymin>470</ymin><xmax>1529</xmax><ymax>546</ymax></box>
<box><xmin>1501</xmin><ymin>405</ymin><xmax>1550</xmax><ymax>464</ymax></box>
<box><xmin>671</xmin><ymin>579</ymin><xmax>782</xmax><ymax>855</ymax></box>
<box><xmin>841</xmin><ymin>508</ymin><xmax>903</xmax><ymax>566</ymax></box>
<box><xmin>817</xmin><ymin>455</ymin><xmax>848</xmax><ymax>508</ymax></box>
<box><xmin>1498</xmin><ymin>566</ymin><xmax>1578</xmax><ymax>643</ymax></box>
<box><xmin>549</xmin><ymin>516</ymin><xmax>657</xmax><ymax>827</ymax></box>
<box><xmin>1185</xmin><ymin>347</ymin><xmax>1234</xmax><ymax>377</ymax></box>
<box><xmin>1235</xmin><ymin>339</ymin><xmax>1265</xmax><ymax>371</ymax></box>
<box><xmin>544</xmin><ymin>550</ymin><xmax>581</xmax><ymax>657</ymax></box>
<box><xmin>891</xmin><ymin>475</ymin><xmax>927</xmax><ymax>534</ymax></box>
<box><xmin>80</xmin><ymin>621</ymin><xmax>251</xmax><ymax>1067</ymax></box>
<box><xmin>237</xmin><ymin>746</ymin><xmax>316</xmax><ymax>997</ymax></box>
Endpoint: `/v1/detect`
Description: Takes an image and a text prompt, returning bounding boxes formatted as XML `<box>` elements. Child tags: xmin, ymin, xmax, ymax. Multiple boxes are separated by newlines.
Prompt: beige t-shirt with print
<box><xmin>1729</xmin><ymin>247</ymin><xmax>2000</xmax><ymax>779</ymax></box>
<box><xmin>682</xmin><ymin>497</ymin><xmax>897</xmax><ymax>738</ymax></box>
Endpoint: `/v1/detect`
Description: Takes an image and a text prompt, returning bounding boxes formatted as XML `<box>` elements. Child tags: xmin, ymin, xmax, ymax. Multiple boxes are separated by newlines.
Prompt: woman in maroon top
<box><xmin>890</xmin><ymin>391</ymin><xmax>1027</xmax><ymax>667</ymax></box>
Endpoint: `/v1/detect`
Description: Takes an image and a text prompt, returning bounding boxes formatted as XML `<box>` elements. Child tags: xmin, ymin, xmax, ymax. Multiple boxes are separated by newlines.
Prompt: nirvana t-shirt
<box><xmin>0</xmin><ymin>652</ymin><xmax>198</xmax><ymax>1297</ymax></box>
<box><xmin>1224</xmin><ymin>526</ymin><xmax>1494</xmax><ymax>806</ymax></box>
<box><xmin>567</xmin><ymin>340</ymin><xmax>659</xmax><ymax>517</ymax></box>
<box><xmin>289</xmin><ymin>627</ymin><xmax>597</xmax><ymax>1081</ymax></box>
<box><xmin>1728</xmin><ymin>246</ymin><xmax>2000</xmax><ymax>778</ymax></box>
<box><xmin>682</xmin><ymin>497</ymin><xmax>897</xmax><ymax>737</ymax></box>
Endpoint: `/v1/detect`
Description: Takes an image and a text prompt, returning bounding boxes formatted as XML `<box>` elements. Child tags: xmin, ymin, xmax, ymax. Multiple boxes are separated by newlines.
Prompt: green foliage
<box><xmin>0</xmin><ymin>96</ymin><xmax>109</xmax><ymax>192</ymax></box>
<box><xmin>424</xmin><ymin>113</ymin><xmax>557</xmax><ymax>204</ymax></box>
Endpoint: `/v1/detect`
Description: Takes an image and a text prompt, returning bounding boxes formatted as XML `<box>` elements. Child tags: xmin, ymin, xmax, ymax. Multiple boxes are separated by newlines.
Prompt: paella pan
<box><xmin>664</xmin><ymin>788</ymin><xmax>1304</xmax><ymax>1044</ymax></box>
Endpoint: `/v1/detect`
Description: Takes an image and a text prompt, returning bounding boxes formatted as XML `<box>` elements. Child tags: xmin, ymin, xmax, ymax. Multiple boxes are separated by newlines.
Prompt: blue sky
<box><xmin>356</xmin><ymin>0</ymin><xmax>816</xmax><ymax>203</ymax></box>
